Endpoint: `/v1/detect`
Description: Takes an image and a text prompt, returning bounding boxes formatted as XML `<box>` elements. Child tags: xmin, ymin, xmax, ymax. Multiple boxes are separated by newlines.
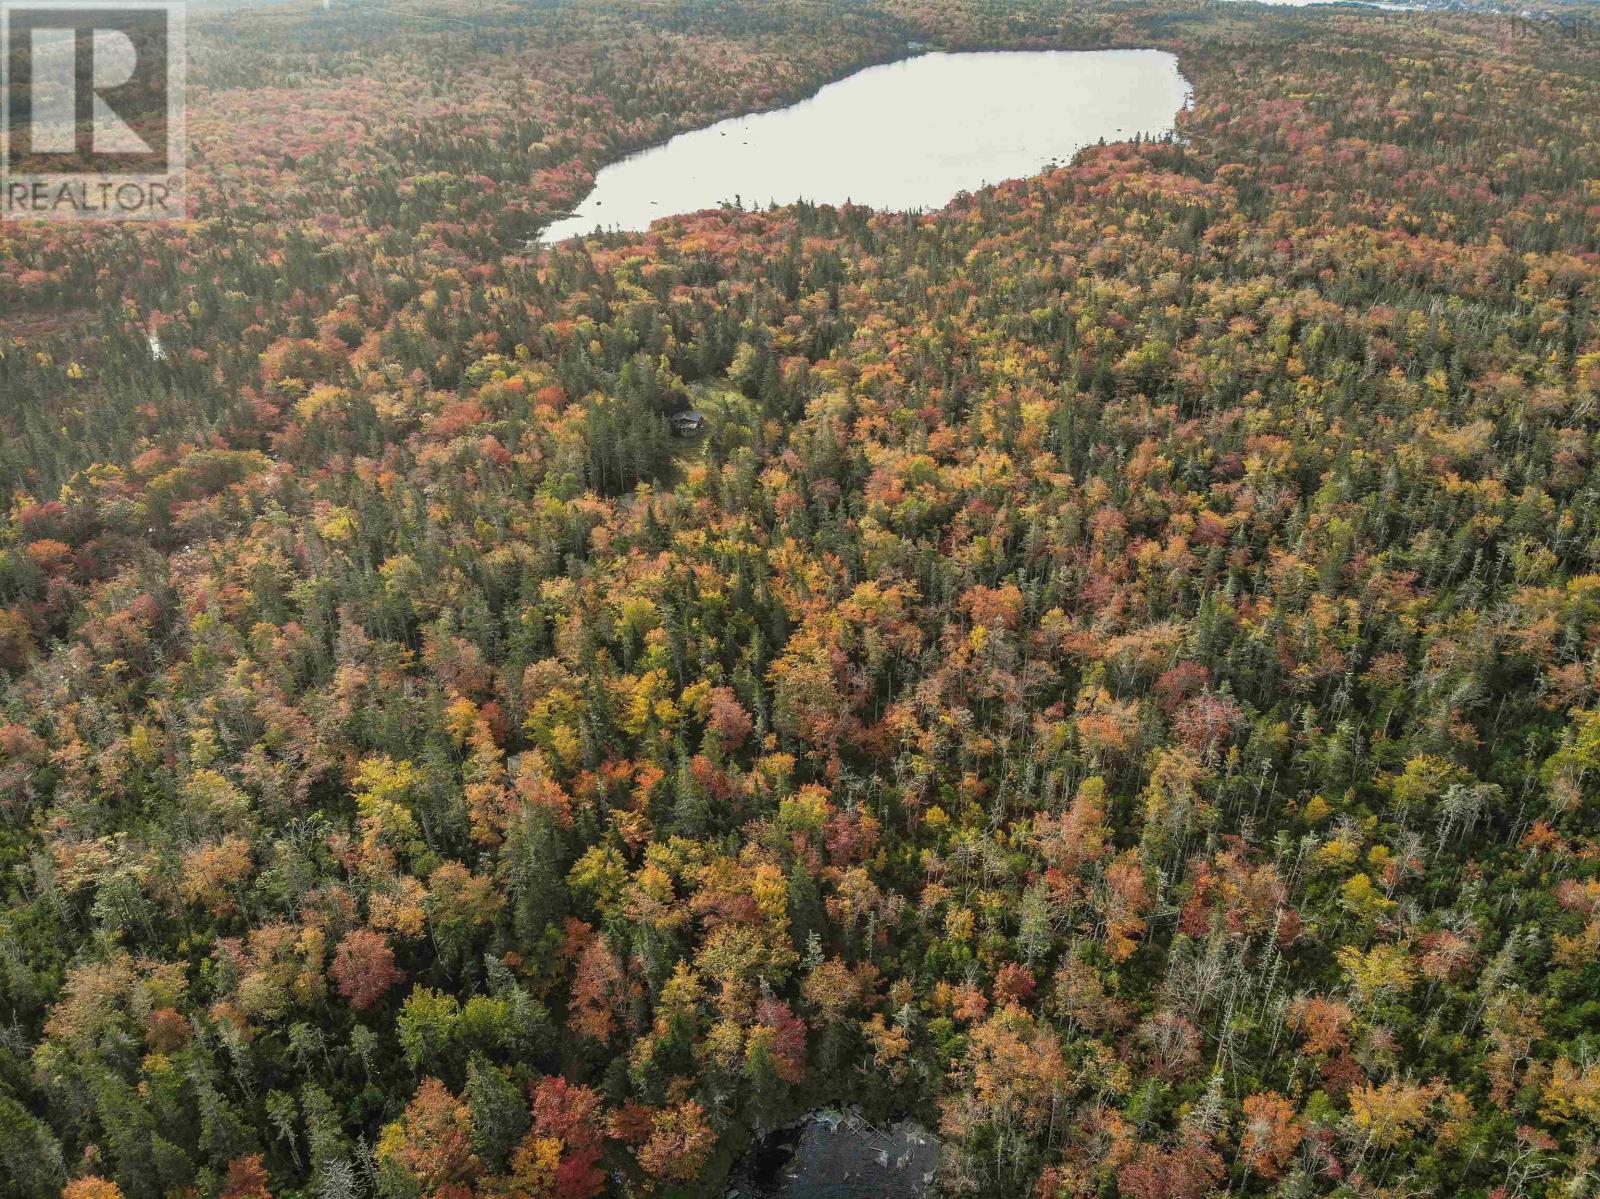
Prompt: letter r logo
<box><xmin>2</xmin><ymin>1</ymin><xmax>185</xmax><ymax>220</ymax></box>
<box><xmin>28</xmin><ymin>24</ymin><xmax>151</xmax><ymax>153</ymax></box>
<box><xmin>3</xmin><ymin>3</ymin><xmax>179</xmax><ymax>172</ymax></box>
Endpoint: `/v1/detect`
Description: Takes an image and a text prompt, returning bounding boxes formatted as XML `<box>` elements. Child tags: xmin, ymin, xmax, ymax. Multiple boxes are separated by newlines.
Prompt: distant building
<box><xmin>670</xmin><ymin>411</ymin><xmax>706</xmax><ymax>437</ymax></box>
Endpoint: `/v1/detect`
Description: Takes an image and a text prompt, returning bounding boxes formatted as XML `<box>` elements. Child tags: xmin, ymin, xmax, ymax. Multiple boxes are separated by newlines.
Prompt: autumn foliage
<box><xmin>5</xmin><ymin>1</ymin><xmax>1600</xmax><ymax>1198</ymax></box>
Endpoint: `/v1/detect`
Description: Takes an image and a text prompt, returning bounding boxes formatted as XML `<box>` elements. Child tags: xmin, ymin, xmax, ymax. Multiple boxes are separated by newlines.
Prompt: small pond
<box><xmin>726</xmin><ymin>1110</ymin><xmax>939</xmax><ymax>1199</ymax></box>
<box><xmin>541</xmin><ymin>49</ymin><xmax>1190</xmax><ymax>242</ymax></box>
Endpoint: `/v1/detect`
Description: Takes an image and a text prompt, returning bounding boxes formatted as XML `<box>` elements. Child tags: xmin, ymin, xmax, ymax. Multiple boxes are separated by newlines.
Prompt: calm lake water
<box><xmin>540</xmin><ymin>49</ymin><xmax>1190</xmax><ymax>242</ymax></box>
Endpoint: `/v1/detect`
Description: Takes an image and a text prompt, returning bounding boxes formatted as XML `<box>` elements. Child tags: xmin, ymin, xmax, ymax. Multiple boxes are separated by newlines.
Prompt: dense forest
<box><xmin>3</xmin><ymin>0</ymin><xmax>1600</xmax><ymax>1196</ymax></box>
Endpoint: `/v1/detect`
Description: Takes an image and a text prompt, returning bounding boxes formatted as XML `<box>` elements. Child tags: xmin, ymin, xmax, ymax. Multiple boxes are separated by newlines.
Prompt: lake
<box><xmin>540</xmin><ymin>49</ymin><xmax>1190</xmax><ymax>242</ymax></box>
<box><xmin>726</xmin><ymin>1110</ymin><xmax>939</xmax><ymax>1199</ymax></box>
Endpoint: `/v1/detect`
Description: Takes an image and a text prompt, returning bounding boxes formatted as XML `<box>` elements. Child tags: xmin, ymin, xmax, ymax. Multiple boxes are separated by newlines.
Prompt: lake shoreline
<box><xmin>537</xmin><ymin>45</ymin><xmax>1194</xmax><ymax>244</ymax></box>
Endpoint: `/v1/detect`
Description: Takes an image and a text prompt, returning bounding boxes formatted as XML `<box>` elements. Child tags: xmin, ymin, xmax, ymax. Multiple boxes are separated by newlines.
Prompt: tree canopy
<box><xmin>3</xmin><ymin>1</ymin><xmax>1600</xmax><ymax>1197</ymax></box>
